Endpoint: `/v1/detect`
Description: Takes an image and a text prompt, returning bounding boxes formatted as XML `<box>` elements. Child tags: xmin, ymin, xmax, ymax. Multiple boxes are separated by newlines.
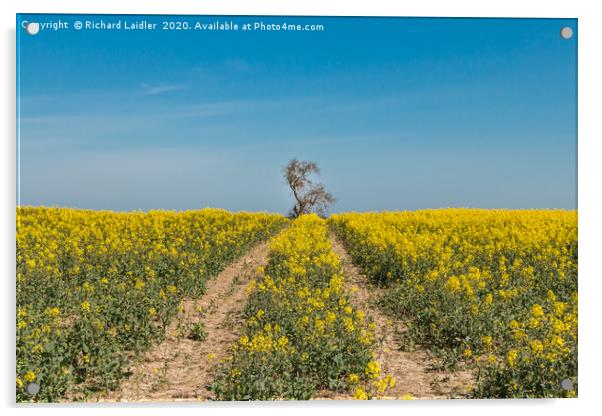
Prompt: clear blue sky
<box><xmin>17</xmin><ymin>15</ymin><xmax>577</xmax><ymax>213</ymax></box>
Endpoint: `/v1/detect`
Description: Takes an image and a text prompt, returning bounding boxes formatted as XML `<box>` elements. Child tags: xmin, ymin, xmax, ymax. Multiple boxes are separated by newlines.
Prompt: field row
<box><xmin>330</xmin><ymin>209</ymin><xmax>578</xmax><ymax>398</ymax></box>
<box><xmin>16</xmin><ymin>207</ymin><xmax>287</xmax><ymax>402</ymax></box>
<box><xmin>211</xmin><ymin>214</ymin><xmax>393</xmax><ymax>400</ymax></box>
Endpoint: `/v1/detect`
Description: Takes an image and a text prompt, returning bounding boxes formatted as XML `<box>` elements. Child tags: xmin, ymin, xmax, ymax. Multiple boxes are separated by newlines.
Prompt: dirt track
<box><xmin>323</xmin><ymin>234</ymin><xmax>474</xmax><ymax>400</ymax></box>
<box><xmin>96</xmin><ymin>241</ymin><xmax>269</xmax><ymax>402</ymax></box>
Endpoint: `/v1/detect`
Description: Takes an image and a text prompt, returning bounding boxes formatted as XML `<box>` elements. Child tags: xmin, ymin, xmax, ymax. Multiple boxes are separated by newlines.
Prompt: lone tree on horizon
<box><xmin>283</xmin><ymin>158</ymin><xmax>336</xmax><ymax>219</ymax></box>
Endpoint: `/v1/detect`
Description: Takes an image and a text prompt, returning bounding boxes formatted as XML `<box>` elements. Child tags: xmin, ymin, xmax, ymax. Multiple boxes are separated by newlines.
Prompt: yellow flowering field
<box><xmin>16</xmin><ymin>207</ymin><xmax>287</xmax><ymax>402</ymax></box>
<box><xmin>16</xmin><ymin>207</ymin><xmax>577</xmax><ymax>401</ymax></box>
<box><xmin>330</xmin><ymin>209</ymin><xmax>577</xmax><ymax>398</ymax></box>
<box><xmin>211</xmin><ymin>214</ymin><xmax>393</xmax><ymax>400</ymax></box>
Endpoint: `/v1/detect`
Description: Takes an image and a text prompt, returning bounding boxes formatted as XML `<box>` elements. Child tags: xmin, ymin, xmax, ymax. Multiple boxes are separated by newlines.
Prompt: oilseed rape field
<box><xmin>16</xmin><ymin>207</ymin><xmax>287</xmax><ymax>402</ymax></box>
<box><xmin>331</xmin><ymin>209</ymin><xmax>577</xmax><ymax>398</ymax></box>
<box><xmin>16</xmin><ymin>207</ymin><xmax>577</xmax><ymax>401</ymax></box>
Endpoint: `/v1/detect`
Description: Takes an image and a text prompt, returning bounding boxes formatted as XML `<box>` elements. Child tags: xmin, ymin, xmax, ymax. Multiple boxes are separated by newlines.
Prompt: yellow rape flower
<box><xmin>354</xmin><ymin>387</ymin><xmax>368</xmax><ymax>400</ymax></box>
<box><xmin>348</xmin><ymin>373</ymin><xmax>359</xmax><ymax>384</ymax></box>
<box><xmin>365</xmin><ymin>360</ymin><xmax>381</xmax><ymax>379</ymax></box>
<box><xmin>507</xmin><ymin>349</ymin><xmax>519</xmax><ymax>368</ymax></box>
<box><xmin>481</xmin><ymin>335</ymin><xmax>493</xmax><ymax>349</ymax></box>
<box><xmin>530</xmin><ymin>340</ymin><xmax>544</xmax><ymax>355</ymax></box>
<box><xmin>81</xmin><ymin>300</ymin><xmax>90</xmax><ymax>314</ymax></box>
<box><xmin>531</xmin><ymin>304</ymin><xmax>544</xmax><ymax>318</ymax></box>
<box><xmin>445</xmin><ymin>276</ymin><xmax>461</xmax><ymax>292</ymax></box>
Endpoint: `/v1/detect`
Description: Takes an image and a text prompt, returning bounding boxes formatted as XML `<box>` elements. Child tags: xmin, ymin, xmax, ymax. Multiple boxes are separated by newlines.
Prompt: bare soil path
<box><xmin>97</xmin><ymin>241</ymin><xmax>270</xmax><ymax>402</ymax></box>
<box><xmin>325</xmin><ymin>234</ymin><xmax>474</xmax><ymax>400</ymax></box>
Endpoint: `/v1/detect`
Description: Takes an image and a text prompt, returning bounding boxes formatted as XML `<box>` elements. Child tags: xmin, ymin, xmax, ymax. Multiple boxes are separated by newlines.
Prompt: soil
<box><xmin>94</xmin><ymin>241</ymin><xmax>270</xmax><ymax>402</ymax></box>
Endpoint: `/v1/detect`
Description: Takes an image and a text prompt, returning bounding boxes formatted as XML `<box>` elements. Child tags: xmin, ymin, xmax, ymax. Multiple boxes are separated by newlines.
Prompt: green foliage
<box><xmin>188</xmin><ymin>321</ymin><xmax>208</xmax><ymax>342</ymax></box>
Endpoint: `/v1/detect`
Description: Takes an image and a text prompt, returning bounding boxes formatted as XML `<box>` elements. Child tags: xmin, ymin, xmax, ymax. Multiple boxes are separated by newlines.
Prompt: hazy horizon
<box><xmin>16</xmin><ymin>204</ymin><xmax>578</xmax><ymax>216</ymax></box>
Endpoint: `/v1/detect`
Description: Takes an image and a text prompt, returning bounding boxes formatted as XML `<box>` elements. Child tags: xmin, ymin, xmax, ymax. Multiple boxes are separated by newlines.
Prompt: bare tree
<box><xmin>283</xmin><ymin>159</ymin><xmax>336</xmax><ymax>218</ymax></box>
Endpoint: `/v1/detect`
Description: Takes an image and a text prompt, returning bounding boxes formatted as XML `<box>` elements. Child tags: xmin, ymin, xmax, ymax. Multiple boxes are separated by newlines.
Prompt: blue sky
<box><xmin>17</xmin><ymin>15</ymin><xmax>577</xmax><ymax>213</ymax></box>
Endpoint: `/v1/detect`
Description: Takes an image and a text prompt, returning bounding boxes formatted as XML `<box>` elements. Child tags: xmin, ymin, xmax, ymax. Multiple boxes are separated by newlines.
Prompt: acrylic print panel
<box><xmin>16</xmin><ymin>14</ymin><xmax>577</xmax><ymax>402</ymax></box>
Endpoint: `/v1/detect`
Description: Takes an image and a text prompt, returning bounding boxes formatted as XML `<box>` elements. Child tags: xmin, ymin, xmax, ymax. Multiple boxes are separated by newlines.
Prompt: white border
<box><xmin>2</xmin><ymin>1</ymin><xmax>601</xmax><ymax>416</ymax></box>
